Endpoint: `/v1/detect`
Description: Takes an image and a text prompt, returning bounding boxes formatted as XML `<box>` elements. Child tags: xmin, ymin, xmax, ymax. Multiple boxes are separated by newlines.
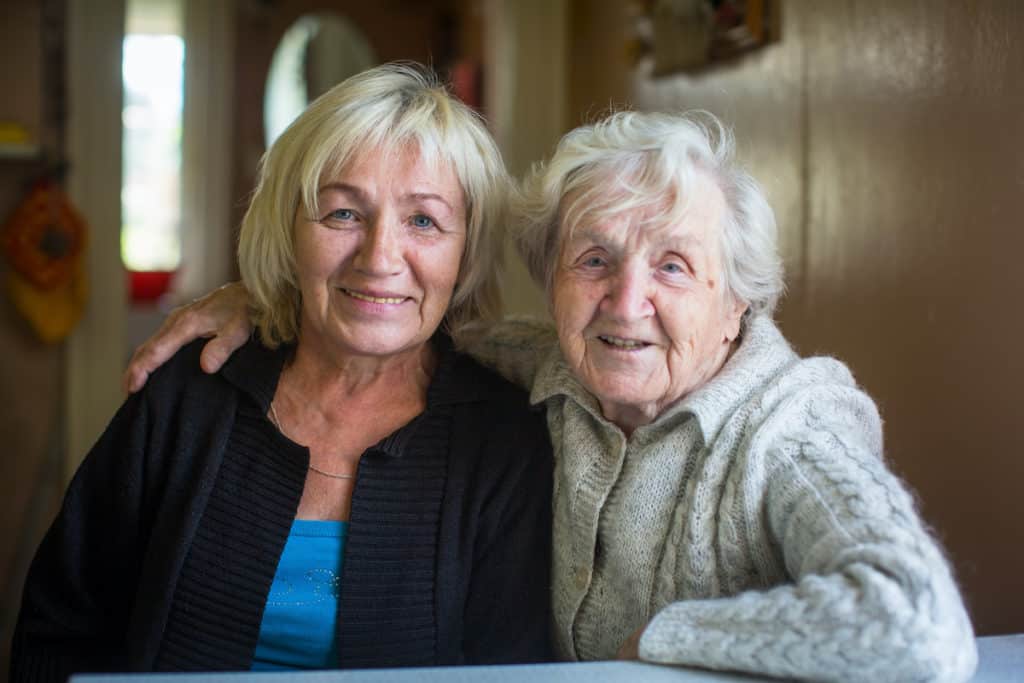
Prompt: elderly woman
<box><xmin>122</xmin><ymin>109</ymin><xmax>977</xmax><ymax>682</ymax></box>
<box><xmin>481</xmin><ymin>111</ymin><xmax>977</xmax><ymax>682</ymax></box>
<box><xmin>11</xmin><ymin>64</ymin><xmax>552</xmax><ymax>680</ymax></box>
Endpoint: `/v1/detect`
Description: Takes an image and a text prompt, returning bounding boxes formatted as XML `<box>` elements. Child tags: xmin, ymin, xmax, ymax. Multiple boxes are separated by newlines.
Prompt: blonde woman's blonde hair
<box><xmin>238</xmin><ymin>62</ymin><xmax>509</xmax><ymax>347</ymax></box>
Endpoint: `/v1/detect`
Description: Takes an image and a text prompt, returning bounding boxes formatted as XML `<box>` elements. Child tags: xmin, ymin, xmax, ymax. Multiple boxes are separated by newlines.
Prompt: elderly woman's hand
<box><xmin>122</xmin><ymin>282</ymin><xmax>252</xmax><ymax>393</ymax></box>
<box><xmin>615</xmin><ymin>625</ymin><xmax>645</xmax><ymax>660</ymax></box>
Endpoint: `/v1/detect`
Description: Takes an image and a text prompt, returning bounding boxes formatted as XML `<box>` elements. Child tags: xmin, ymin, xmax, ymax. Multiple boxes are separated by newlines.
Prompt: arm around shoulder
<box><xmin>123</xmin><ymin>281</ymin><xmax>252</xmax><ymax>393</ymax></box>
<box><xmin>459</xmin><ymin>316</ymin><xmax>557</xmax><ymax>391</ymax></box>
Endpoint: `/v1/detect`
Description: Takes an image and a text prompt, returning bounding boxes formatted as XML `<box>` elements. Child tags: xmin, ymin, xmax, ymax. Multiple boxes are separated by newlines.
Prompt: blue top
<box><xmin>251</xmin><ymin>519</ymin><xmax>348</xmax><ymax>670</ymax></box>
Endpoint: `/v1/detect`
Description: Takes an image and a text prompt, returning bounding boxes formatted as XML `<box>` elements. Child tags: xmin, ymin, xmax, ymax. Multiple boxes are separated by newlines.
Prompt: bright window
<box><xmin>121</xmin><ymin>0</ymin><xmax>184</xmax><ymax>272</ymax></box>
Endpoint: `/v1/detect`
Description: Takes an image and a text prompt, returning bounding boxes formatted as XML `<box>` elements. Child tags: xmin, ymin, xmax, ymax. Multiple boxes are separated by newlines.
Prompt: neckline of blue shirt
<box><xmin>290</xmin><ymin>519</ymin><xmax>349</xmax><ymax>537</ymax></box>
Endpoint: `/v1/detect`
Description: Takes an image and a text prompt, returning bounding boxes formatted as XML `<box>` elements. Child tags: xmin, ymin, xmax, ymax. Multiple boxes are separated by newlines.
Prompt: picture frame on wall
<box><xmin>630</xmin><ymin>0</ymin><xmax>777</xmax><ymax>76</ymax></box>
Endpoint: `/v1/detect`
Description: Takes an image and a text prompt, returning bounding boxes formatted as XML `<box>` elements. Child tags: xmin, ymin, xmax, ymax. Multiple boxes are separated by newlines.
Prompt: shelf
<box><xmin>0</xmin><ymin>143</ymin><xmax>40</xmax><ymax>160</ymax></box>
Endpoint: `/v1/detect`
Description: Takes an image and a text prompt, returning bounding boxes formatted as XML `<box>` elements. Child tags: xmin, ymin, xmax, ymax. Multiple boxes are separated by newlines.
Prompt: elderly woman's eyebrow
<box><xmin>571</xmin><ymin>226</ymin><xmax>704</xmax><ymax>252</ymax></box>
<box><xmin>572</xmin><ymin>225</ymin><xmax>620</xmax><ymax>245</ymax></box>
<box><xmin>658</xmin><ymin>233</ymin><xmax>705</xmax><ymax>253</ymax></box>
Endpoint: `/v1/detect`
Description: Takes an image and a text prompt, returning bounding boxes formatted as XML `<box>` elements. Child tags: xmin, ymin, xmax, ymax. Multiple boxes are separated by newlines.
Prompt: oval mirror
<box><xmin>263</xmin><ymin>13</ymin><xmax>377</xmax><ymax>147</ymax></box>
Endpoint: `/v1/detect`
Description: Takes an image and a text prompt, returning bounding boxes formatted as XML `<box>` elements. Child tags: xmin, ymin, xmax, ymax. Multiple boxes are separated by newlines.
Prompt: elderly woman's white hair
<box><xmin>513</xmin><ymin>110</ymin><xmax>784</xmax><ymax>324</ymax></box>
<box><xmin>238</xmin><ymin>62</ymin><xmax>509</xmax><ymax>347</ymax></box>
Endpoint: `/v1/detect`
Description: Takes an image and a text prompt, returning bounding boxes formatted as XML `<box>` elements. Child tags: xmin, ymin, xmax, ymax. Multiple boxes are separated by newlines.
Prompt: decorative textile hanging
<box><xmin>2</xmin><ymin>181</ymin><xmax>88</xmax><ymax>343</ymax></box>
<box><xmin>1</xmin><ymin>0</ymin><xmax>87</xmax><ymax>344</ymax></box>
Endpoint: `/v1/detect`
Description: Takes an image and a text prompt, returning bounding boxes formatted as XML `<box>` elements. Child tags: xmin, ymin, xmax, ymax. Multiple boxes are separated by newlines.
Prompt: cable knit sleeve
<box><xmin>638</xmin><ymin>361</ymin><xmax>977</xmax><ymax>683</ymax></box>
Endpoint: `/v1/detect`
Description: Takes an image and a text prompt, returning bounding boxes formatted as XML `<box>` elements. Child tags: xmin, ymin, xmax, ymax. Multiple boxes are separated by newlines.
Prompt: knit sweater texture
<box><xmin>11</xmin><ymin>334</ymin><xmax>553</xmax><ymax>681</ymax></box>
<box><xmin>467</xmin><ymin>314</ymin><xmax>977</xmax><ymax>683</ymax></box>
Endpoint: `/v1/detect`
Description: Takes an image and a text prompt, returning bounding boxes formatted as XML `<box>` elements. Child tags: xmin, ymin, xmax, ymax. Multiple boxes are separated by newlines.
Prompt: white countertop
<box><xmin>71</xmin><ymin>634</ymin><xmax>1023</xmax><ymax>683</ymax></box>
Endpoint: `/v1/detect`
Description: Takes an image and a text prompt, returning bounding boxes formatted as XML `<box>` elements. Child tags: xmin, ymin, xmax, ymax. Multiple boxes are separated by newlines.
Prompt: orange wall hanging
<box><xmin>2</xmin><ymin>180</ymin><xmax>88</xmax><ymax>343</ymax></box>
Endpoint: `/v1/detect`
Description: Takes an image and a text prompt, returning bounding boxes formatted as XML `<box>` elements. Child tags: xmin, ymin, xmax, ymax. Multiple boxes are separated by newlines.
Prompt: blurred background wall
<box><xmin>1</xmin><ymin>0</ymin><xmax>1022</xmax><ymax>676</ymax></box>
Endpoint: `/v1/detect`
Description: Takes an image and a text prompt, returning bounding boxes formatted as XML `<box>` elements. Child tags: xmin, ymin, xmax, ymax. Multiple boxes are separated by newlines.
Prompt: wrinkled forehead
<box><xmin>322</xmin><ymin>137</ymin><xmax>449</xmax><ymax>186</ymax></box>
<box><xmin>309</xmin><ymin>138</ymin><xmax>463</xmax><ymax>212</ymax></box>
<box><xmin>557</xmin><ymin>164</ymin><xmax>726</xmax><ymax>249</ymax></box>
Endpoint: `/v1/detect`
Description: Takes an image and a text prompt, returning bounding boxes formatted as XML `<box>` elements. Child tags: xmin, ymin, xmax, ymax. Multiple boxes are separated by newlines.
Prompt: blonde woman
<box><xmin>12</xmin><ymin>64</ymin><xmax>552</xmax><ymax>680</ymax></box>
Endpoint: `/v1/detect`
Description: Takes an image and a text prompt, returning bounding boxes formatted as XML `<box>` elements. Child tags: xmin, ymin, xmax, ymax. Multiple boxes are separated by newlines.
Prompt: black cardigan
<box><xmin>11</xmin><ymin>335</ymin><xmax>553</xmax><ymax>681</ymax></box>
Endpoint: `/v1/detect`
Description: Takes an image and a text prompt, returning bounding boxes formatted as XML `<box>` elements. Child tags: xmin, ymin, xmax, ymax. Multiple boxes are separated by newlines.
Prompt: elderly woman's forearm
<box><xmin>637</xmin><ymin>373</ymin><xmax>976</xmax><ymax>681</ymax></box>
<box><xmin>638</xmin><ymin>568</ymin><xmax>977</xmax><ymax>683</ymax></box>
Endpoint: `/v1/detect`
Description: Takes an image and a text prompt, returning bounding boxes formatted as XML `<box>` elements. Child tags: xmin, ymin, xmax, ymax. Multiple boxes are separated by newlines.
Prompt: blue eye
<box><xmin>661</xmin><ymin>261</ymin><xmax>686</xmax><ymax>275</ymax></box>
<box><xmin>411</xmin><ymin>214</ymin><xmax>436</xmax><ymax>229</ymax></box>
<box><xmin>326</xmin><ymin>208</ymin><xmax>355</xmax><ymax>221</ymax></box>
<box><xmin>583</xmin><ymin>256</ymin><xmax>606</xmax><ymax>268</ymax></box>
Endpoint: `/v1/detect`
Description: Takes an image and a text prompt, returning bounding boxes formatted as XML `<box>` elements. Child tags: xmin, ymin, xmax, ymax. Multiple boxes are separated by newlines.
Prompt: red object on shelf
<box><xmin>128</xmin><ymin>269</ymin><xmax>176</xmax><ymax>303</ymax></box>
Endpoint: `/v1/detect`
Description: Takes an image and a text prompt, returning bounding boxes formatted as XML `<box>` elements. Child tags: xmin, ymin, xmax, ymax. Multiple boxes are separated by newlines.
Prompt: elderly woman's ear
<box><xmin>724</xmin><ymin>298</ymin><xmax>747</xmax><ymax>343</ymax></box>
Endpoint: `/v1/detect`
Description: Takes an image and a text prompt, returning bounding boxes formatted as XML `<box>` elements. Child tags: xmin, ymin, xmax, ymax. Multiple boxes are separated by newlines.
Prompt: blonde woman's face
<box><xmin>292</xmin><ymin>147</ymin><xmax>466</xmax><ymax>361</ymax></box>
<box><xmin>551</xmin><ymin>172</ymin><xmax>746</xmax><ymax>431</ymax></box>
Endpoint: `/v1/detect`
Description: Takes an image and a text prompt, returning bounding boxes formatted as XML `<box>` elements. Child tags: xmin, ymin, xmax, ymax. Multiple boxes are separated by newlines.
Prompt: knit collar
<box><xmin>221</xmin><ymin>330</ymin><xmax>484</xmax><ymax>458</ymax></box>
<box><xmin>530</xmin><ymin>315</ymin><xmax>796</xmax><ymax>444</ymax></box>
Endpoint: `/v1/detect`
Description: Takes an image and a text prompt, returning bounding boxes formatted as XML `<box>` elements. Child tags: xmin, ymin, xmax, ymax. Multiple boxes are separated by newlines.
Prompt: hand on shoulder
<box><xmin>123</xmin><ymin>282</ymin><xmax>253</xmax><ymax>394</ymax></box>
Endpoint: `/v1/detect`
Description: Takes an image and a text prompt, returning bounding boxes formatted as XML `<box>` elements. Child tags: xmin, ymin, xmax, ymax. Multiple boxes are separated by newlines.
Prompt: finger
<box><xmin>198</xmin><ymin>314</ymin><xmax>253</xmax><ymax>374</ymax></box>
<box><xmin>122</xmin><ymin>365</ymin><xmax>147</xmax><ymax>395</ymax></box>
<box><xmin>123</xmin><ymin>339</ymin><xmax>162</xmax><ymax>395</ymax></box>
<box><xmin>122</xmin><ymin>282</ymin><xmax>250</xmax><ymax>392</ymax></box>
<box><xmin>123</xmin><ymin>308</ymin><xmax>211</xmax><ymax>392</ymax></box>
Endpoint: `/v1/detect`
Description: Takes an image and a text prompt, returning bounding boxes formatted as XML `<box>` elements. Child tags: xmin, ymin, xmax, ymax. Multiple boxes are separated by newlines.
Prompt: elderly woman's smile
<box><xmin>594</xmin><ymin>334</ymin><xmax>650</xmax><ymax>349</ymax></box>
<box><xmin>551</xmin><ymin>171</ymin><xmax>745</xmax><ymax>432</ymax></box>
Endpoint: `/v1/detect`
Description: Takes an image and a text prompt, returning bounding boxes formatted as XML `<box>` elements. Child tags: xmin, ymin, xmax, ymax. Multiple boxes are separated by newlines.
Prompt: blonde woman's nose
<box><xmin>354</xmin><ymin>221</ymin><xmax>404</xmax><ymax>276</ymax></box>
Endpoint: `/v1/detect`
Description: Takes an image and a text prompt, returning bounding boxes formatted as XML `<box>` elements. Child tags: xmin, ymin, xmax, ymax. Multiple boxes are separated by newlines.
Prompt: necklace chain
<box><xmin>268</xmin><ymin>401</ymin><xmax>357</xmax><ymax>480</ymax></box>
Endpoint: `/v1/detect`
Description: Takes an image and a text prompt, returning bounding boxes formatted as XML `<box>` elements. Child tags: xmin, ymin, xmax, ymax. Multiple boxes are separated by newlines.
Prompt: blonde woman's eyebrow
<box><xmin>405</xmin><ymin>192</ymin><xmax>456</xmax><ymax>212</ymax></box>
<box><xmin>317</xmin><ymin>182</ymin><xmax>363</xmax><ymax>199</ymax></box>
<box><xmin>316</xmin><ymin>184</ymin><xmax>456</xmax><ymax>214</ymax></box>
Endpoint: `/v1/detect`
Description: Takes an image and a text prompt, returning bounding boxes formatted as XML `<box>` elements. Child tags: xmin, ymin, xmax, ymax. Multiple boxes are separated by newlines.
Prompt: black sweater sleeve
<box><xmin>460</xmin><ymin>398</ymin><xmax>554</xmax><ymax>665</ymax></box>
<box><xmin>10</xmin><ymin>389</ymin><xmax>152</xmax><ymax>683</ymax></box>
<box><xmin>10</xmin><ymin>341</ymin><xmax>234</xmax><ymax>681</ymax></box>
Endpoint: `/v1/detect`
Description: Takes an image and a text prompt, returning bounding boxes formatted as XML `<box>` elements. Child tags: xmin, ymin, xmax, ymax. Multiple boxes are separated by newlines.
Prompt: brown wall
<box><xmin>567</xmin><ymin>0</ymin><xmax>632</xmax><ymax>126</ymax></box>
<box><xmin>0</xmin><ymin>241</ymin><xmax>62</xmax><ymax>678</ymax></box>
<box><xmin>621</xmin><ymin>0</ymin><xmax>1024</xmax><ymax>635</ymax></box>
<box><xmin>0</xmin><ymin>0</ymin><xmax>64</xmax><ymax>674</ymax></box>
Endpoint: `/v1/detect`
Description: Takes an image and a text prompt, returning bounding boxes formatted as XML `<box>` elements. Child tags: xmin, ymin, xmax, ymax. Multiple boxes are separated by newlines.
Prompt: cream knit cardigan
<box><xmin>468</xmin><ymin>314</ymin><xmax>977</xmax><ymax>683</ymax></box>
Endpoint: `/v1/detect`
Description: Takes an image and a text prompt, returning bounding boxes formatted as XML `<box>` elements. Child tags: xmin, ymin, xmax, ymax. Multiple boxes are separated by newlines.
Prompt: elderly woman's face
<box><xmin>551</xmin><ymin>173</ymin><xmax>746</xmax><ymax>430</ymax></box>
<box><xmin>292</xmin><ymin>147</ymin><xmax>466</xmax><ymax>360</ymax></box>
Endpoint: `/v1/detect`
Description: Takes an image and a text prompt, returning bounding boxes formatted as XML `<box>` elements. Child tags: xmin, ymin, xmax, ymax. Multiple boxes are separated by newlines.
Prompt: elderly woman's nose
<box><xmin>600</xmin><ymin>267</ymin><xmax>653</xmax><ymax>321</ymax></box>
<box><xmin>354</xmin><ymin>220</ymin><xmax>404</xmax><ymax>275</ymax></box>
